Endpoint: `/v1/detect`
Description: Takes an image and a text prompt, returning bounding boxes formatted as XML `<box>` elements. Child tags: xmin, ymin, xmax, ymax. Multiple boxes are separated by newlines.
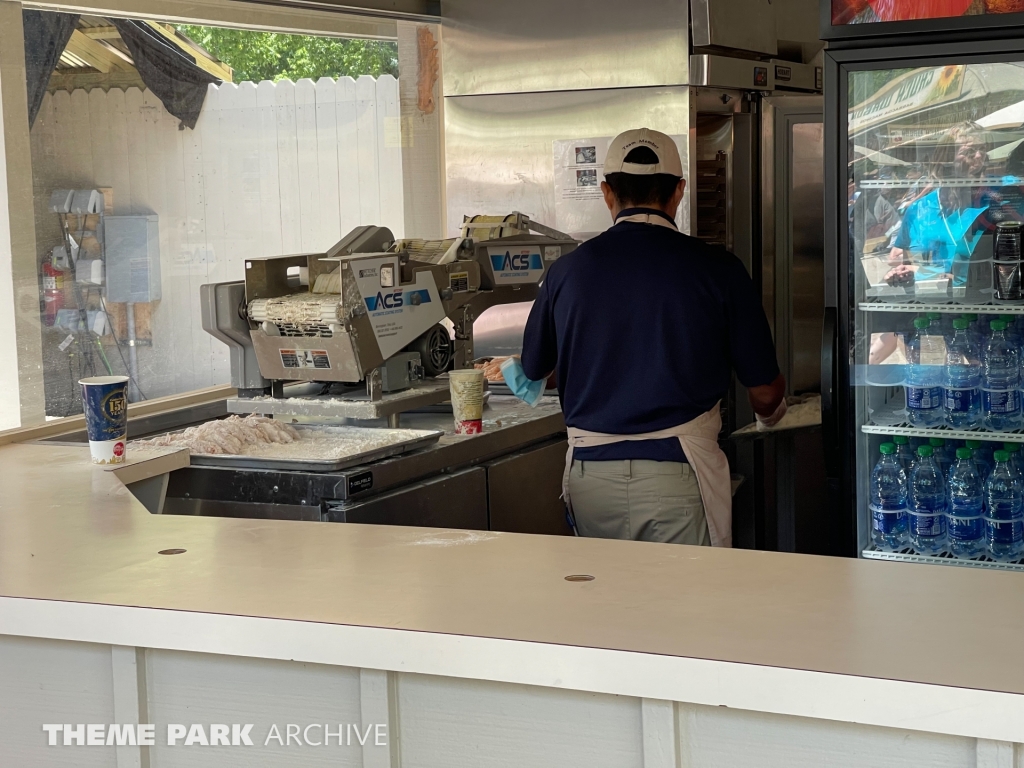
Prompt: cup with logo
<box><xmin>79</xmin><ymin>376</ymin><xmax>129</xmax><ymax>465</ymax></box>
<box><xmin>448</xmin><ymin>368</ymin><xmax>485</xmax><ymax>435</ymax></box>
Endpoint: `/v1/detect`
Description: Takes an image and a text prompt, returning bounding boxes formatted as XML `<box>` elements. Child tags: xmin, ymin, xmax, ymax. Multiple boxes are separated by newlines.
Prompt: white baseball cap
<box><xmin>604</xmin><ymin>128</ymin><xmax>683</xmax><ymax>177</ymax></box>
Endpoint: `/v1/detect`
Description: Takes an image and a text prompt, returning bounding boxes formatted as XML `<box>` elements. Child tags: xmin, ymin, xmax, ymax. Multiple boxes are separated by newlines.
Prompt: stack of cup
<box><xmin>448</xmin><ymin>369</ymin><xmax>485</xmax><ymax>435</ymax></box>
<box><xmin>80</xmin><ymin>376</ymin><xmax>129</xmax><ymax>464</ymax></box>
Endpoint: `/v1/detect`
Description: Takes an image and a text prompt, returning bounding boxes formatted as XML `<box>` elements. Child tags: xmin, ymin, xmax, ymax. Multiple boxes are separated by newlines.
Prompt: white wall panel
<box><xmin>2</xmin><ymin>635</ymin><xmax>1023</xmax><ymax>768</ymax></box>
<box><xmin>146</xmin><ymin>649</ymin><xmax>364</xmax><ymax>768</ymax></box>
<box><xmin>396</xmin><ymin>673</ymin><xmax>644</xmax><ymax>768</ymax></box>
<box><xmin>677</xmin><ymin>702</ymin><xmax>977</xmax><ymax>768</ymax></box>
<box><xmin>0</xmin><ymin>635</ymin><xmax>117</xmax><ymax>766</ymax></box>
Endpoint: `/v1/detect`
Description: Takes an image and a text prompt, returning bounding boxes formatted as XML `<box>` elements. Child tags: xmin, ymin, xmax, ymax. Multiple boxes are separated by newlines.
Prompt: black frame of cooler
<box><xmin>823</xmin><ymin>32</ymin><xmax>1024</xmax><ymax>558</ymax></box>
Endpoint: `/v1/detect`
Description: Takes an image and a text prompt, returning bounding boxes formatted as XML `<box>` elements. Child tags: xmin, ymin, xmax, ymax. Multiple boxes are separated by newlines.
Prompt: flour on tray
<box><xmin>135</xmin><ymin>415</ymin><xmax>429</xmax><ymax>461</ymax></box>
<box><xmin>237</xmin><ymin>428</ymin><xmax>430</xmax><ymax>461</ymax></box>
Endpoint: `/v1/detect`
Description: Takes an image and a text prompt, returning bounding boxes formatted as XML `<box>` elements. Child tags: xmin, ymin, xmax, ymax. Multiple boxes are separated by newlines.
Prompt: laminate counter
<box><xmin>2</xmin><ymin>437</ymin><xmax>1023</xmax><ymax>766</ymax></box>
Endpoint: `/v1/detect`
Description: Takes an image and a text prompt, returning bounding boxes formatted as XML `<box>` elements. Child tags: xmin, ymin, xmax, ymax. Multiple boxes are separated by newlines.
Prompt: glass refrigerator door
<box><xmin>850</xmin><ymin>61</ymin><xmax>1024</xmax><ymax>569</ymax></box>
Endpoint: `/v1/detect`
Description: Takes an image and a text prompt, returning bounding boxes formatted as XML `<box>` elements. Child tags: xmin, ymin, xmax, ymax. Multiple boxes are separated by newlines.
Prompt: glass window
<box><xmin>15</xmin><ymin>11</ymin><xmax>419</xmax><ymax>424</ymax></box>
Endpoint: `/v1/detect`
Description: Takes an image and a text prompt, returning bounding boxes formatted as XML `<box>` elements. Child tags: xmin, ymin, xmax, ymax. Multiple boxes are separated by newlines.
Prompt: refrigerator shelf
<box><xmin>862</xmin><ymin>548</ymin><xmax>1024</xmax><ymax>571</ymax></box>
<box><xmin>862</xmin><ymin>424</ymin><xmax>1024</xmax><ymax>442</ymax></box>
<box><xmin>859</xmin><ymin>302</ymin><xmax>1024</xmax><ymax>314</ymax></box>
<box><xmin>857</xmin><ymin>177</ymin><xmax>1024</xmax><ymax>189</ymax></box>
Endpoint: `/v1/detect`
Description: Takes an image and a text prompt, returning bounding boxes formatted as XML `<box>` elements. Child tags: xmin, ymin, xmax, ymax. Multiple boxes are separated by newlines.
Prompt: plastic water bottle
<box><xmin>929</xmin><ymin>437</ymin><xmax>954</xmax><ymax>479</ymax></box>
<box><xmin>962</xmin><ymin>313</ymin><xmax>985</xmax><ymax>349</ymax></box>
<box><xmin>1004</xmin><ymin>315</ymin><xmax>1023</xmax><ymax>349</ymax></box>
<box><xmin>893</xmin><ymin>435</ymin><xmax>916</xmax><ymax>476</ymax></box>
<box><xmin>1004</xmin><ymin>443</ymin><xmax>1024</xmax><ymax>479</ymax></box>
<box><xmin>947</xmin><ymin>447</ymin><xmax>986</xmax><ymax>559</ymax></box>
<box><xmin>944</xmin><ymin>318</ymin><xmax>982</xmax><ymax>428</ymax></box>
<box><xmin>908</xmin><ymin>445</ymin><xmax>948</xmax><ymax>554</ymax></box>
<box><xmin>928</xmin><ymin>312</ymin><xmax>954</xmax><ymax>343</ymax></box>
<box><xmin>980</xmin><ymin>315</ymin><xmax>994</xmax><ymax>345</ymax></box>
<box><xmin>1014</xmin><ymin>315</ymin><xmax>1024</xmax><ymax>349</ymax></box>
<box><xmin>869</xmin><ymin>442</ymin><xmax>908</xmax><ymax>552</ymax></box>
<box><xmin>967</xmin><ymin>440</ymin><xmax>995</xmax><ymax>484</ymax></box>
<box><xmin>906</xmin><ymin>318</ymin><xmax>945</xmax><ymax>427</ymax></box>
<box><xmin>985</xmin><ymin>449</ymin><xmax>1024</xmax><ymax>562</ymax></box>
<box><xmin>983</xmin><ymin>320</ymin><xmax>1022</xmax><ymax>431</ymax></box>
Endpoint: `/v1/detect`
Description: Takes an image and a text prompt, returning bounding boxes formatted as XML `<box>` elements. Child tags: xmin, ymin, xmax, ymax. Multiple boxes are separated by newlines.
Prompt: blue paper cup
<box><xmin>79</xmin><ymin>376</ymin><xmax>129</xmax><ymax>465</ymax></box>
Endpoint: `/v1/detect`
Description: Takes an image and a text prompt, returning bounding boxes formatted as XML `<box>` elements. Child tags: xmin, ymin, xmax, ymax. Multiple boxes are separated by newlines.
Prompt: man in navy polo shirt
<box><xmin>519</xmin><ymin>128</ymin><xmax>786</xmax><ymax>547</ymax></box>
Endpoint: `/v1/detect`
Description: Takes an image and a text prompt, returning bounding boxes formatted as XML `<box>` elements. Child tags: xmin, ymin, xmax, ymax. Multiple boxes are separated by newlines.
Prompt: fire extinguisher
<box><xmin>42</xmin><ymin>259</ymin><xmax>64</xmax><ymax>327</ymax></box>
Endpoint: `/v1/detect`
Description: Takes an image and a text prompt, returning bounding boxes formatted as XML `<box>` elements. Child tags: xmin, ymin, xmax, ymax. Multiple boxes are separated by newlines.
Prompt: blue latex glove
<box><xmin>500</xmin><ymin>357</ymin><xmax>546</xmax><ymax>407</ymax></box>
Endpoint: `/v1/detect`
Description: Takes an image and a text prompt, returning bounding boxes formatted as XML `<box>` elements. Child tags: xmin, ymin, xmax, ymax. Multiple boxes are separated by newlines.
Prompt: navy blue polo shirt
<box><xmin>521</xmin><ymin>208</ymin><xmax>780</xmax><ymax>463</ymax></box>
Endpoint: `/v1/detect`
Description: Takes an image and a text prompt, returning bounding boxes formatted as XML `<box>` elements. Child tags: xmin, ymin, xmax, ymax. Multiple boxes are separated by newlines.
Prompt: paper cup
<box><xmin>449</xmin><ymin>369</ymin><xmax>485</xmax><ymax>435</ymax></box>
<box><xmin>80</xmin><ymin>376</ymin><xmax>129</xmax><ymax>465</ymax></box>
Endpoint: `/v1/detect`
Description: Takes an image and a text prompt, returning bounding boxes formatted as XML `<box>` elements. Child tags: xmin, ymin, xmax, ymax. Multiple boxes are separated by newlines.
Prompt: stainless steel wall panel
<box><xmin>440</xmin><ymin>0</ymin><xmax>689</xmax><ymax>96</ymax></box>
<box><xmin>691</xmin><ymin>0</ymin><xmax>778</xmax><ymax>56</ymax></box>
<box><xmin>444</xmin><ymin>87</ymin><xmax>690</xmax><ymax>236</ymax></box>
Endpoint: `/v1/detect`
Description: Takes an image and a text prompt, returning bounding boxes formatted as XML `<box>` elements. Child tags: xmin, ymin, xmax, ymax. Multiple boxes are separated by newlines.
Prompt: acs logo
<box><xmin>490</xmin><ymin>252</ymin><xmax>543</xmax><ymax>273</ymax></box>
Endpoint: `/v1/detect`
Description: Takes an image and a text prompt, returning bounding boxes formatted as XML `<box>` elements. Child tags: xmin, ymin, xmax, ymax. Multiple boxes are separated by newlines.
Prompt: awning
<box><xmin>979</xmin><ymin>99</ymin><xmax>1024</xmax><ymax>129</ymax></box>
<box><xmin>989</xmin><ymin>137</ymin><xmax>1024</xmax><ymax>160</ymax></box>
<box><xmin>851</xmin><ymin>62</ymin><xmax>1024</xmax><ymax>139</ymax></box>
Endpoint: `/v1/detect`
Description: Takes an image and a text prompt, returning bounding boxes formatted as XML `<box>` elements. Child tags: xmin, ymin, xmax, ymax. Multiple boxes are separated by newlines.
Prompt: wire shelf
<box><xmin>858</xmin><ymin>177</ymin><xmax>1024</xmax><ymax>189</ymax></box>
<box><xmin>862</xmin><ymin>423</ymin><xmax>1024</xmax><ymax>443</ymax></box>
<box><xmin>862</xmin><ymin>547</ymin><xmax>1024</xmax><ymax>571</ymax></box>
<box><xmin>859</xmin><ymin>301</ymin><xmax>1024</xmax><ymax>314</ymax></box>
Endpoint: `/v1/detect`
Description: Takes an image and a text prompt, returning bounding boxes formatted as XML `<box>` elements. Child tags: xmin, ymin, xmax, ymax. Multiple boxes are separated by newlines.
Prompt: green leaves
<box><xmin>177</xmin><ymin>26</ymin><xmax>399</xmax><ymax>83</ymax></box>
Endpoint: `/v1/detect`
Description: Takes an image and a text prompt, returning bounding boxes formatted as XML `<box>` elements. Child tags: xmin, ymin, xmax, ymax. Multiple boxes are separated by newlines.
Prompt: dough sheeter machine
<box><xmin>201</xmin><ymin>213</ymin><xmax>577</xmax><ymax>427</ymax></box>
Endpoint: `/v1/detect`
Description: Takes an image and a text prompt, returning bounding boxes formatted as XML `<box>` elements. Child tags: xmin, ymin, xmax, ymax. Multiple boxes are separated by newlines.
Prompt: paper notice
<box><xmin>553</xmin><ymin>135</ymin><xmax>687</xmax><ymax>240</ymax></box>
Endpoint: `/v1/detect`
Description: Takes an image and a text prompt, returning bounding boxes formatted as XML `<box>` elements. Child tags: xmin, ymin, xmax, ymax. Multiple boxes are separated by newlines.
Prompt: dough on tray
<box><xmin>135</xmin><ymin>415</ymin><xmax>302</xmax><ymax>456</ymax></box>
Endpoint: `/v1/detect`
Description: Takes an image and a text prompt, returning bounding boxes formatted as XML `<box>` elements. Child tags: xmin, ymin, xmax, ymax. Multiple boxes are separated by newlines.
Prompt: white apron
<box><xmin>562</xmin><ymin>404</ymin><xmax>733</xmax><ymax>548</ymax></box>
<box><xmin>560</xmin><ymin>210</ymin><xmax>732</xmax><ymax>548</ymax></box>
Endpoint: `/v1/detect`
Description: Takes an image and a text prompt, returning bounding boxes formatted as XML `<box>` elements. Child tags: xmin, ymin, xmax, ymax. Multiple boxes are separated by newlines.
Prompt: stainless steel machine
<box><xmin>201</xmin><ymin>213</ymin><xmax>576</xmax><ymax>425</ymax></box>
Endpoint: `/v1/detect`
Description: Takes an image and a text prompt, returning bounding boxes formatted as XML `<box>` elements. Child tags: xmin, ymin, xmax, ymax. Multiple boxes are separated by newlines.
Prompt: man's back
<box><xmin>522</xmin><ymin>220</ymin><xmax>780</xmax><ymax>439</ymax></box>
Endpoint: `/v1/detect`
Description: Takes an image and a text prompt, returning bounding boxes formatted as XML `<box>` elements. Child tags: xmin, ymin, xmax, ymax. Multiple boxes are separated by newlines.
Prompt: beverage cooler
<box><xmin>822</xmin><ymin>1</ymin><xmax>1024</xmax><ymax>569</ymax></box>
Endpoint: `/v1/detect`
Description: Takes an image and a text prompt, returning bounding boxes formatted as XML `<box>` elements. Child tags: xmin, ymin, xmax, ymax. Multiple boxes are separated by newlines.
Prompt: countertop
<box><xmin>3</xmin><ymin>414</ymin><xmax>1024</xmax><ymax>740</ymax></box>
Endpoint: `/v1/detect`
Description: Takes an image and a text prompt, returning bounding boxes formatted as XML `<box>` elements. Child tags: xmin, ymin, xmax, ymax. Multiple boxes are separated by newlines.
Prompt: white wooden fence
<box><xmin>30</xmin><ymin>76</ymin><xmax>405</xmax><ymax>399</ymax></box>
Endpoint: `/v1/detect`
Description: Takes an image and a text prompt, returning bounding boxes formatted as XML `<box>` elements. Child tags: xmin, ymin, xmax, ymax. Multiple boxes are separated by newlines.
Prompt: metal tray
<box><xmin>168</xmin><ymin>425</ymin><xmax>443</xmax><ymax>473</ymax></box>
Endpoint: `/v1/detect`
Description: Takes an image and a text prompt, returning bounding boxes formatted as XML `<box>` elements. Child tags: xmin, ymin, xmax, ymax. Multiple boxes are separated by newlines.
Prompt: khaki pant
<box><xmin>568</xmin><ymin>460</ymin><xmax>711</xmax><ymax>546</ymax></box>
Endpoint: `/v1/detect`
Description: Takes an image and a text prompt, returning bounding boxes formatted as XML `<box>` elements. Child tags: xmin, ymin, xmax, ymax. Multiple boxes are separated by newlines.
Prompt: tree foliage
<box><xmin>178</xmin><ymin>26</ymin><xmax>399</xmax><ymax>83</ymax></box>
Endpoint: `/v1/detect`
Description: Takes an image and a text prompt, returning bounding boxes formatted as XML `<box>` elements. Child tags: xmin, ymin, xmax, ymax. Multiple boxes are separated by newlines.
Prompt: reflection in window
<box><xmin>27</xmin><ymin>12</ymin><xmax>404</xmax><ymax>419</ymax></box>
<box><xmin>850</xmin><ymin>63</ymin><xmax>1024</xmax><ymax>304</ymax></box>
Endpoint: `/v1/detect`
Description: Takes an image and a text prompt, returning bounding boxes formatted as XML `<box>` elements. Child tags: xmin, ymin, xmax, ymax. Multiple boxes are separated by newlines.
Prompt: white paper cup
<box><xmin>80</xmin><ymin>376</ymin><xmax>129</xmax><ymax>465</ymax></box>
<box><xmin>449</xmin><ymin>369</ymin><xmax>485</xmax><ymax>435</ymax></box>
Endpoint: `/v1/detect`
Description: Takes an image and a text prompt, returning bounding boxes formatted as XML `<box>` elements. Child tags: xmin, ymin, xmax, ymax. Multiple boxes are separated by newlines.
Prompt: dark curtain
<box><xmin>23</xmin><ymin>10</ymin><xmax>79</xmax><ymax>127</ymax></box>
<box><xmin>111</xmin><ymin>19</ymin><xmax>221</xmax><ymax>130</ymax></box>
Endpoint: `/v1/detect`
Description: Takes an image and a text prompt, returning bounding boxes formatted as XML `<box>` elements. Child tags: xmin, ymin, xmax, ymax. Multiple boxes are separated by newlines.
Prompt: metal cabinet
<box><xmin>485</xmin><ymin>439</ymin><xmax>572</xmax><ymax>536</ymax></box>
<box><xmin>324</xmin><ymin>467</ymin><xmax>488</xmax><ymax>530</ymax></box>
